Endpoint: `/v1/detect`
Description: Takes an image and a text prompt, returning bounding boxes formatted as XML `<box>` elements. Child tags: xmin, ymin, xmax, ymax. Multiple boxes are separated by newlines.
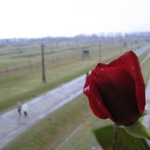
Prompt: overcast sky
<box><xmin>0</xmin><ymin>0</ymin><xmax>150</xmax><ymax>38</ymax></box>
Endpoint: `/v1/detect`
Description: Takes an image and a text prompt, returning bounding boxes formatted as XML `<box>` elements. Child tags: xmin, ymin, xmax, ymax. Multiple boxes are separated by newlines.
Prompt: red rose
<box><xmin>83</xmin><ymin>51</ymin><xmax>145</xmax><ymax>125</ymax></box>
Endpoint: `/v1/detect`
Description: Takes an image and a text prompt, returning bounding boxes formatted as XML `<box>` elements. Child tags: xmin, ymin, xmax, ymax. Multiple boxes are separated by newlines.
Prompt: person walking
<box><xmin>17</xmin><ymin>101</ymin><xmax>22</xmax><ymax>116</ymax></box>
<box><xmin>22</xmin><ymin>103</ymin><xmax>28</xmax><ymax>117</ymax></box>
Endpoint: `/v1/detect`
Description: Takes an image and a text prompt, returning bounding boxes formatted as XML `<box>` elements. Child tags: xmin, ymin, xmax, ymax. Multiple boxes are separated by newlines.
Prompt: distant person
<box><xmin>22</xmin><ymin>103</ymin><xmax>28</xmax><ymax>117</ymax></box>
<box><xmin>17</xmin><ymin>101</ymin><xmax>22</xmax><ymax>116</ymax></box>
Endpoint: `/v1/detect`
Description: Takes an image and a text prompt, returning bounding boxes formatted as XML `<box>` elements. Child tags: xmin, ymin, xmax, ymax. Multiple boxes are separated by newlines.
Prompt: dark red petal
<box><xmin>83</xmin><ymin>71</ymin><xmax>114</xmax><ymax>121</ymax></box>
<box><xmin>94</xmin><ymin>66</ymin><xmax>140</xmax><ymax>125</ymax></box>
<box><xmin>107</xmin><ymin>51</ymin><xmax>145</xmax><ymax>114</ymax></box>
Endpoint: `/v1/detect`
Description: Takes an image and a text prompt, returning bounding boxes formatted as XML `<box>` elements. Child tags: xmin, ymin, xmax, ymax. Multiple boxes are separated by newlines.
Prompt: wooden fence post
<box><xmin>41</xmin><ymin>44</ymin><xmax>46</xmax><ymax>83</ymax></box>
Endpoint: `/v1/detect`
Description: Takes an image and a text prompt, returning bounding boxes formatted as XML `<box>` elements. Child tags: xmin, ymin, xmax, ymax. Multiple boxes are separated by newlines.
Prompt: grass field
<box><xmin>1</xmin><ymin>94</ymin><xmax>114</xmax><ymax>150</ymax></box>
<box><xmin>1</xmin><ymin>39</ymin><xmax>150</xmax><ymax>150</ymax></box>
<box><xmin>1</xmin><ymin>39</ymin><xmax>146</xmax><ymax>113</ymax></box>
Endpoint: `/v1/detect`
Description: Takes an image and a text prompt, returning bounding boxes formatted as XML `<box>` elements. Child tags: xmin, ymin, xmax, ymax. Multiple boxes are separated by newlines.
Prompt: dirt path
<box><xmin>0</xmin><ymin>75</ymin><xmax>86</xmax><ymax>149</ymax></box>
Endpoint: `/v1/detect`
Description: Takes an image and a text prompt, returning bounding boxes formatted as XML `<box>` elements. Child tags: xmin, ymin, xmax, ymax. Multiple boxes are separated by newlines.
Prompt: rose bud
<box><xmin>83</xmin><ymin>51</ymin><xmax>145</xmax><ymax>126</ymax></box>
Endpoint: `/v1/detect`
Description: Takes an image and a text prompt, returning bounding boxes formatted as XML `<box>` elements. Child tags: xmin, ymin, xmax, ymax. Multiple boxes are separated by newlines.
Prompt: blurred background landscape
<box><xmin>1</xmin><ymin>0</ymin><xmax>150</xmax><ymax>149</ymax></box>
<box><xmin>1</xmin><ymin>33</ymin><xmax>149</xmax><ymax>113</ymax></box>
<box><xmin>1</xmin><ymin>33</ymin><xmax>150</xmax><ymax>150</ymax></box>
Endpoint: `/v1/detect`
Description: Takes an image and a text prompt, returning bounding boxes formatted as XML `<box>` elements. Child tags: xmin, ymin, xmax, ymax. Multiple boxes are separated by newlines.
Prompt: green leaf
<box><xmin>124</xmin><ymin>121</ymin><xmax>150</xmax><ymax>139</ymax></box>
<box><xmin>93</xmin><ymin>125</ymin><xmax>150</xmax><ymax>150</ymax></box>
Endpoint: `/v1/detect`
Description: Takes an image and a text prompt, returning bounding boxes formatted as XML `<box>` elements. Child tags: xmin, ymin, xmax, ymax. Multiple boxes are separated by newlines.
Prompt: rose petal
<box><xmin>107</xmin><ymin>51</ymin><xmax>145</xmax><ymax>114</ymax></box>
<box><xmin>93</xmin><ymin>66</ymin><xmax>140</xmax><ymax>125</ymax></box>
<box><xmin>84</xmin><ymin>71</ymin><xmax>114</xmax><ymax>121</ymax></box>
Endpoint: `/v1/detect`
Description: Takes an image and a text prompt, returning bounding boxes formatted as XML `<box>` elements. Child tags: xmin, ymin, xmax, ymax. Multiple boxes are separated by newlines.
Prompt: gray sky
<box><xmin>0</xmin><ymin>0</ymin><xmax>150</xmax><ymax>38</ymax></box>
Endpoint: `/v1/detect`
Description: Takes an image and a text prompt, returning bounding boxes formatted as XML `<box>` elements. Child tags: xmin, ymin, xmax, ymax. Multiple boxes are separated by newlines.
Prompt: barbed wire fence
<box><xmin>0</xmin><ymin>43</ymin><xmax>97</xmax><ymax>78</ymax></box>
<box><xmin>0</xmin><ymin>39</ymin><xmax>144</xmax><ymax>79</ymax></box>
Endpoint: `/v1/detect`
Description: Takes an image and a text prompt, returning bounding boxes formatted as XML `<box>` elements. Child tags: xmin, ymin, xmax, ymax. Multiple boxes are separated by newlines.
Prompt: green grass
<box><xmin>2</xmin><ymin>94</ymin><xmax>94</xmax><ymax>150</ymax></box>
<box><xmin>140</xmin><ymin>49</ymin><xmax>150</xmax><ymax>85</ymax></box>
<box><xmin>0</xmin><ymin>40</ymin><xmax>135</xmax><ymax>113</ymax></box>
<box><xmin>0</xmin><ymin>58</ymin><xmax>96</xmax><ymax>113</ymax></box>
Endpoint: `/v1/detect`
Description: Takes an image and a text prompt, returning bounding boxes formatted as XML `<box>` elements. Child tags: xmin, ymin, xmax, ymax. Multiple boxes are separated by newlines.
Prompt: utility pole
<box><xmin>99</xmin><ymin>41</ymin><xmax>101</xmax><ymax>61</ymax></box>
<box><xmin>41</xmin><ymin>44</ymin><xmax>46</xmax><ymax>83</ymax></box>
